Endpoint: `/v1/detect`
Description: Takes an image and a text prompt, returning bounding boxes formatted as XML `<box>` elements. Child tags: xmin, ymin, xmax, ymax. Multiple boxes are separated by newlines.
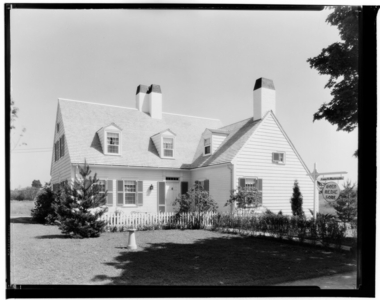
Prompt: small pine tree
<box><xmin>54</xmin><ymin>161</ymin><xmax>108</xmax><ymax>238</ymax></box>
<box><xmin>330</xmin><ymin>180</ymin><xmax>357</xmax><ymax>223</ymax></box>
<box><xmin>290</xmin><ymin>180</ymin><xmax>304</xmax><ymax>217</ymax></box>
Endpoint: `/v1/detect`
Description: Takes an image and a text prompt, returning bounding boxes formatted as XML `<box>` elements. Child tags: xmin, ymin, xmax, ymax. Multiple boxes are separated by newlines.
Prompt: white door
<box><xmin>165</xmin><ymin>181</ymin><xmax>179</xmax><ymax>212</ymax></box>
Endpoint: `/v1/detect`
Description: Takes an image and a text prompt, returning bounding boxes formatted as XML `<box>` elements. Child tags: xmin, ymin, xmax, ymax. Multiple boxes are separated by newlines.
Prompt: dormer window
<box><xmin>97</xmin><ymin>123</ymin><xmax>123</xmax><ymax>156</ymax></box>
<box><xmin>107</xmin><ymin>132</ymin><xmax>120</xmax><ymax>154</ymax></box>
<box><xmin>204</xmin><ymin>138</ymin><xmax>211</xmax><ymax>155</ymax></box>
<box><xmin>163</xmin><ymin>137</ymin><xmax>174</xmax><ymax>158</ymax></box>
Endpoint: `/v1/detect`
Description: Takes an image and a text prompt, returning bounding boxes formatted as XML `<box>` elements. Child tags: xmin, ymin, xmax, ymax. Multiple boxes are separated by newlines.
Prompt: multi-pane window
<box><xmin>107</xmin><ymin>132</ymin><xmax>120</xmax><ymax>154</ymax></box>
<box><xmin>124</xmin><ymin>181</ymin><xmax>136</xmax><ymax>204</ymax></box>
<box><xmin>55</xmin><ymin>141</ymin><xmax>60</xmax><ymax>161</ymax></box>
<box><xmin>98</xmin><ymin>180</ymin><xmax>106</xmax><ymax>193</ymax></box>
<box><xmin>204</xmin><ymin>138</ymin><xmax>211</xmax><ymax>155</ymax></box>
<box><xmin>163</xmin><ymin>138</ymin><xmax>173</xmax><ymax>157</ymax></box>
<box><xmin>272</xmin><ymin>152</ymin><xmax>285</xmax><ymax>164</ymax></box>
<box><xmin>245</xmin><ymin>178</ymin><xmax>256</xmax><ymax>190</ymax></box>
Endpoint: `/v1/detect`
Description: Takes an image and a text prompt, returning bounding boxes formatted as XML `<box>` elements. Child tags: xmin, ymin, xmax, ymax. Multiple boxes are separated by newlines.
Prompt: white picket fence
<box><xmin>99</xmin><ymin>211</ymin><xmax>217</xmax><ymax>229</ymax></box>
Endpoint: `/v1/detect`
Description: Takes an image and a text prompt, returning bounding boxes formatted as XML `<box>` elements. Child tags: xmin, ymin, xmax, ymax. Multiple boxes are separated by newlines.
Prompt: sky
<box><xmin>9</xmin><ymin>7</ymin><xmax>358</xmax><ymax>190</ymax></box>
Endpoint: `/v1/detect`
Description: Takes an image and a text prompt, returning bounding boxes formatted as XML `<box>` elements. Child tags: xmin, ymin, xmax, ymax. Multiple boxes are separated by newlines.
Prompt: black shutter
<box><xmin>107</xmin><ymin>180</ymin><xmax>113</xmax><ymax>205</ymax></box>
<box><xmin>137</xmin><ymin>181</ymin><xmax>143</xmax><ymax>206</ymax></box>
<box><xmin>204</xmin><ymin>179</ymin><xmax>209</xmax><ymax>192</ymax></box>
<box><xmin>257</xmin><ymin>179</ymin><xmax>263</xmax><ymax>204</ymax></box>
<box><xmin>117</xmin><ymin>180</ymin><xmax>124</xmax><ymax>206</ymax></box>
<box><xmin>181</xmin><ymin>182</ymin><xmax>188</xmax><ymax>195</ymax></box>
<box><xmin>239</xmin><ymin>178</ymin><xmax>245</xmax><ymax>188</ymax></box>
<box><xmin>61</xmin><ymin>135</ymin><xmax>65</xmax><ymax>157</ymax></box>
<box><xmin>158</xmin><ymin>182</ymin><xmax>165</xmax><ymax>205</ymax></box>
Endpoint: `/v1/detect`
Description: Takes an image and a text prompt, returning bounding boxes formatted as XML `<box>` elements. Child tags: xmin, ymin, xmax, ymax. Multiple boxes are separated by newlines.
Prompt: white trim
<box><xmin>161</xmin><ymin>136</ymin><xmax>175</xmax><ymax>159</ymax></box>
<box><xmin>105</xmin><ymin>131</ymin><xmax>121</xmax><ymax>155</ymax></box>
<box><xmin>163</xmin><ymin>111</ymin><xmax>220</xmax><ymax>121</ymax></box>
<box><xmin>58</xmin><ymin>98</ymin><xmax>137</xmax><ymax>110</ymax></box>
<box><xmin>203</xmin><ymin>137</ymin><xmax>212</xmax><ymax>156</ymax></box>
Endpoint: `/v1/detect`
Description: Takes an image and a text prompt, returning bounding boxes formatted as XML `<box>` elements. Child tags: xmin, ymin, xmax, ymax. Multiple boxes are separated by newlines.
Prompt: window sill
<box><xmin>105</xmin><ymin>153</ymin><xmax>122</xmax><ymax>156</ymax></box>
<box><xmin>161</xmin><ymin>157</ymin><xmax>175</xmax><ymax>160</ymax></box>
<box><xmin>273</xmin><ymin>161</ymin><xmax>285</xmax><ymax>165</ymax></box>
<box><xmin>203</xmin><ymin>153</ymin><xmax>211</xmax><ymax>156</ymax></box>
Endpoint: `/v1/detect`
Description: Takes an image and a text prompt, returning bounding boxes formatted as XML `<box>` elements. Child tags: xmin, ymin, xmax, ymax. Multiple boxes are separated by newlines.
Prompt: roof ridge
<box><xmin>58</xmin><ymin>98</ymin><xmax>138</xmax><ymax>110</ymax></box>
<box><xmin>219</xmin><ymin>117</ymin><xmax>255</xmax><ymax>130</ymax></box>
<box><xmin>163</xmin><ymin>112</ymin><xmax>220</xmax><ymax>121</ymax></box>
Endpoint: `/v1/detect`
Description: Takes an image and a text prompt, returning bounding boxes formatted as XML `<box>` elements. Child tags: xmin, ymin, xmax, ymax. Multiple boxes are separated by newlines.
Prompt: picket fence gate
<box><xmin>99</xmin><ymin>211</ymin><xmax>218</xmax><ymax>228</ymax></box>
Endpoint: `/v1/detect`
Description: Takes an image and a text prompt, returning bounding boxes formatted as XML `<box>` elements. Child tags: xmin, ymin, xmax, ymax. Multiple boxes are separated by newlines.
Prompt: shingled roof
<box><xmin>58</xmin><ymin>99</ymin><xmax>262</xmax><ymax>169</ymax></box>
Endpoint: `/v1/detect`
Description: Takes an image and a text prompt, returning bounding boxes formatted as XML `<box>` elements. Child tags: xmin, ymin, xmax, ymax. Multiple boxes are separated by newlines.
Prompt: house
<box><xmin>51</xmin><ymin>78</ymin><xmax>316</xmax><ymax>216</ymax></box>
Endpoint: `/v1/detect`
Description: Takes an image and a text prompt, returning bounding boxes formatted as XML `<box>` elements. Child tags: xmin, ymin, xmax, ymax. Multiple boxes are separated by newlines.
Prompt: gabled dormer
<box><xmin>97</xmin><ymin>123</ymin><xmax>123</xmax><ymax>155</ymax></box>
<box><xmin>202</xmin><ymin>128</ymin><xmax>229</xmax><ymax>156</ymax></box>
<box><xmin>151</xmin><ymin>129</ymin><xmax>176</xmax><ymax>159</ymax></box>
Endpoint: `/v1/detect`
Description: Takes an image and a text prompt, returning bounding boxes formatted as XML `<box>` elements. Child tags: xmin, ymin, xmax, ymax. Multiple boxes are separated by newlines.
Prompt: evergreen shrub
<box><xmin>31</xmin><ymin>183</ymin><xmax>58</xmax><ymax>224</ymax></box>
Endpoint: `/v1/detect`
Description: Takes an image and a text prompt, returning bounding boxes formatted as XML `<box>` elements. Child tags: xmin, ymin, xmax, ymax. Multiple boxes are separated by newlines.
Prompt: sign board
<box><xmin>322</xmin><ymin>182</ymin><xmax>341</xmax><ymax>202</ymax></box>
<box><xmin>320</xmin><ymin>176</ymin><xmax>344</xmax><ymax>181</ymax></box>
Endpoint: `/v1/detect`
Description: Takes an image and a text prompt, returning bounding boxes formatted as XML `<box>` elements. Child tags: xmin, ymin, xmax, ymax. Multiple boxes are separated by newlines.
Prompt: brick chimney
<box><xmin>253</xmin><ymin>78</ymin><xmax>276</xmax><ymax>120</ymax></box>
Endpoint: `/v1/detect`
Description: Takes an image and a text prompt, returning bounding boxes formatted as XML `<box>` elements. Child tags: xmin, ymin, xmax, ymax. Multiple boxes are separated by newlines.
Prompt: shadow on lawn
<box><xmin>92</xmin><ymin>233</ymin><xmax>356</xmax><ymax>286</ymax></box>
<box><xmin>10</xmin><ymin>217</ymin><xmax>38</xmax><ymax>224</ymax></box>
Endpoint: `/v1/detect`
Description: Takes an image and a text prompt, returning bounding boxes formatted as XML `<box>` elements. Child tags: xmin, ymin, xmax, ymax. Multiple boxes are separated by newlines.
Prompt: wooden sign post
<box><xmin>307</xmin><ymin>163</ymin><xmax>347</xmax><ymax>220</ymax></box>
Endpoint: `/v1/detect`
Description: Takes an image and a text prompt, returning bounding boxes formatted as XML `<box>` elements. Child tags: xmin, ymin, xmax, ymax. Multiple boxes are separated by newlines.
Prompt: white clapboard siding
<box><xmin>211</xmin><ymin>133</ymin><xmax>227</xmax><ymax>153</ymax></box>
<box><xmin>51</xmin><ymin>104</ymin><xmax>72</xmax><ymax>184</ymax></box>
<box><xmin>232</xmin><ymin>113</ymin><xmax>314</xmax><ymax>216</ymax></box>
<box><xmin>191</xmin><ymin>164</ymin><xmax>232</xmax><ymax>213</ymax></box>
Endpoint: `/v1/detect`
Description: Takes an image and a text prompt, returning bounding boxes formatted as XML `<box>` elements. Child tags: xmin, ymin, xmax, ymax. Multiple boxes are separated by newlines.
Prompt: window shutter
<box><xmin>117</xmin><ymin>180</ymin><xmax>123</xmax><ymax>206</ymax></box>
<box><xmin>204</xmin><ymin>179</ymin><xmax>209</xmax><ymax>192</ymax></box>
<box><xmin>61</xmin><ymin>135</ymin><xmax>65</xmax><ymax>157</ymax></box>
<box><xmin>158</xmin><ymin>182</ymin><xmax>165</xmax><ymax>205</ymax></box>
<box><xmin>239</xmin><ymin>178</ymin><xmax>245</xmax><ymax>188</ymax></box>
<box><xmin>107</xmin><ymin>180</ymin><xmax>113</xmax><ymax>205</ymax></box>
<box><xmin>257</xmin><ymin>179</ymin><xmax>263</xmax><ymax>204</ymax></box>
<box><xmin>181</xmin><ymin>182</ymin><xmax>188</xmax><ymax>195</ymax></box>
<box><xmin>137</xmin><ymin>181</ymin><xmax>143</xmax><ymax>206</ymax></box>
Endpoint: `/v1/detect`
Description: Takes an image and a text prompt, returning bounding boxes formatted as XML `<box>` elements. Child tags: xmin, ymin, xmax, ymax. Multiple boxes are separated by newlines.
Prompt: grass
<box><xmin>11</xmin><ymin>216</ymin><xmax>357</xmax><ymax>286</ymax></box>
<box><xmin>10</xmin><ymin>200</ymin><xmax>35</xmax><ymax>216</ymax></box>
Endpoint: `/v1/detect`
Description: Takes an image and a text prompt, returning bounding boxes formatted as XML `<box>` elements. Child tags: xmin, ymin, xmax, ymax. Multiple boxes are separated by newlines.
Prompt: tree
<box><xmin>31</xmin><ymin>182</ymin><xmax>58</xmax><ymax>224</ymax></box>
<box><xmin>290</xmin><ymin>180</ymin><xmax>304</xmax><ymax>217</ymax></box>
<box><xmin>31</xmin><ymin>180</ymin><xmax>42</xmax><ymax>189</ymax></box>
<box><xmin>11</xmin><ymin>100</ymin><xmax>18</xmax><ymax>130</ymax></box>
<box><xmin>225</xmin><ymin>185</ymin><xmax>262</xmax><ymax>210</ymax></box>
<box><xmin>54</xmin><ymin>161</ymin><xmax>108</xmax><ymax>238</ymax></box>
<box><xmin>330</xmin><ymin>180</ymin><xmax>357</xmax><ymax>223</ymax></box>
<box><xmin>307</xmin><ymin>6</ymin><xmax>359</xmax><ymax>155</ymax></box>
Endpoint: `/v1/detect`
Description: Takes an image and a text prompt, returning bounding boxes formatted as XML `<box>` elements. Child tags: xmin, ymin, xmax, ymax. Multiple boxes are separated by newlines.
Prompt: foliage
<box><xmin>11</xmin><ymin>187</ymin><xmax>39</xmax><ymax>200</ymax></box>
<box><xmin>54</xmin><ymin>161</ymin><xmax>108</xmax><ymax>238</ymax></box>
<box><xmin>211</xmin><ymin>212</ymin><xmax>349</xmax><ymax>248</ymax></box>
<box><xmin>225</xmin><ymin>186</ymin><xmax>262</xmax><ymax>209</ymax></box>
<box><xmin>31</xmin><ymin>180</ymin><xmax>42</xmax><ymax>189</ymax></box>
<box><xmin>173</xmin><ymin>182</ymin><xmax>218</xmax><ymax>229</ymax></box>
<box><xmin>11</xmin><ymin>100</ymin><xmax>18</xmax><ymax>130</ymax></box>
<box><xmin>31</xmin><ymin>183</ymin><xmax>58</xmax><ymax>224</ymax></box>
<box><xmin>330</xmin><ymin>180</ymin><xmax>357</xmax><ymax>223</ymax></box>
<box><xmin>290</xmin><ymin>180</ymin><xmax>304</xmax><ymax>217</ymax></box>
<box><xmin>307</xmin><ymin>6</ymin><xmax>359</xmax><ymax>154</ymax></box>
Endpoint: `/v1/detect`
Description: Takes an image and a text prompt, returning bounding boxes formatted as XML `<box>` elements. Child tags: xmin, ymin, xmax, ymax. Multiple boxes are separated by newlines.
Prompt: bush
<box><xmin>54</xmin><ymin>161</ymin><xmax>108</xmax><ymax>238</ymax></box>
<box><xmin>330</xmin><ymin>180</ymin><xmax>357</xmax><ymax>223</ymax></box>
<box><xmin>11</xmin><ymin>187</ymin><xmax>40</xmax><ymax>200</ymax></box>
<box><xmin>31</xmin><ymin>183</ymin><xmax>58</xmax><ymax>224</ymax></box>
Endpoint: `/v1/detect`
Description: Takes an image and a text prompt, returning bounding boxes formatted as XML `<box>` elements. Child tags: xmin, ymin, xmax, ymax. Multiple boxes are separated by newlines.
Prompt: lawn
<box><xmin>11</xmin><ymin>216</ymin><xmax>357</xmax><ymax>286</ymax></box>
<box><xmin>10</xmin><ymin>200</ymin><xmax>35</xmax><ymax>216</ymax></box>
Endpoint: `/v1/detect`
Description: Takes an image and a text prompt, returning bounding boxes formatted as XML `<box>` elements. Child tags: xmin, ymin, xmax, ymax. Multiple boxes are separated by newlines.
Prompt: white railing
<box><xmin>99</xmin><ymin>211</ymin><xmax>217</xmax><ymax>229</ymax></box>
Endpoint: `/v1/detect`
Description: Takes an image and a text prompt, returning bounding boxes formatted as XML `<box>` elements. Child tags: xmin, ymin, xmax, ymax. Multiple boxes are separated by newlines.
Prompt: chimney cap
<box><xmin>136</xmin><ymin>85</ymin><xmax>149</xmax><ymax>95</ymax></box>
<box><xmin>254</xmin><ymin>78</ymin><xmax>275</xmax><ymax>91</ymax></box>
<box><xmin>147</xmin><ymin>84</ymin><xmax>162</xmax><ymax>94</ymax></box>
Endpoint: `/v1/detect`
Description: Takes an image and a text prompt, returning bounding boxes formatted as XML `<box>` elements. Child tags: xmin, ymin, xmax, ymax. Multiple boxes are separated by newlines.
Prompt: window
<box><xmin>238</xmin><ymin>177</ymin><xmax>263</xmax><ymax>207</ymax></box>
<box><xmin>272</xmin><ymin>152</ymin><xmax>285</xmax><ymax>164</ymax></box>
<box><xmin>245</xmin><ymin>178</ymin><xmax>257</xmax><ymax>190</ymax></box>
<box><xmin>98</xmin><ymin>180</ymin><xmax>106</xmax><ymax>193</ymax></box>
<box><xmin>204</xmin><ymin>138</ymin><xmax>211</xmax><ymax>155</ymax></box>
<box><xmin>60</xmin><ymin>135</ymin><xmax>65</xmax><ymax>158</ymax></box>
<box><xmin>55</xmin><ymin>141</ymin><xmax>60</xmax><ymax>161</ymax></box>
<box><xmin>56</xmin><ymin>123</ymin><xmax>60</xmax><ymax>133</ymax></box>
<box><xmin>98</xmin><ymin>180</ymin><xmax>113</xmax><ymax>205</ymax></box>
<box><xmin>107</xmin><ymin>132</ymin><xmax>120</xmax><ymax>154</ymax></box>
<box><xmin>163</xmin><ymin>138</ymin><xmax>173</xmax><ymax>157</ymax></box>
<box><xmin>117</xmin><ymin>180</ymin><xmax>143</xmax><ymax>206</ymax></box>
<box><xmin>125</xmin><ymin>181</ymin><xmax>136</xmax><ymax>204</ymax></box>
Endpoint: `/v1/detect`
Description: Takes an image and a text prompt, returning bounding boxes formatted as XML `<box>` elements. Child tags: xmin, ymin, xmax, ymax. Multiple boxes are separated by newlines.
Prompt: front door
<box><xmin>165</xmin><ymin>181</ymin><xmax>179</xmax><ymax>213</ymax></box>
